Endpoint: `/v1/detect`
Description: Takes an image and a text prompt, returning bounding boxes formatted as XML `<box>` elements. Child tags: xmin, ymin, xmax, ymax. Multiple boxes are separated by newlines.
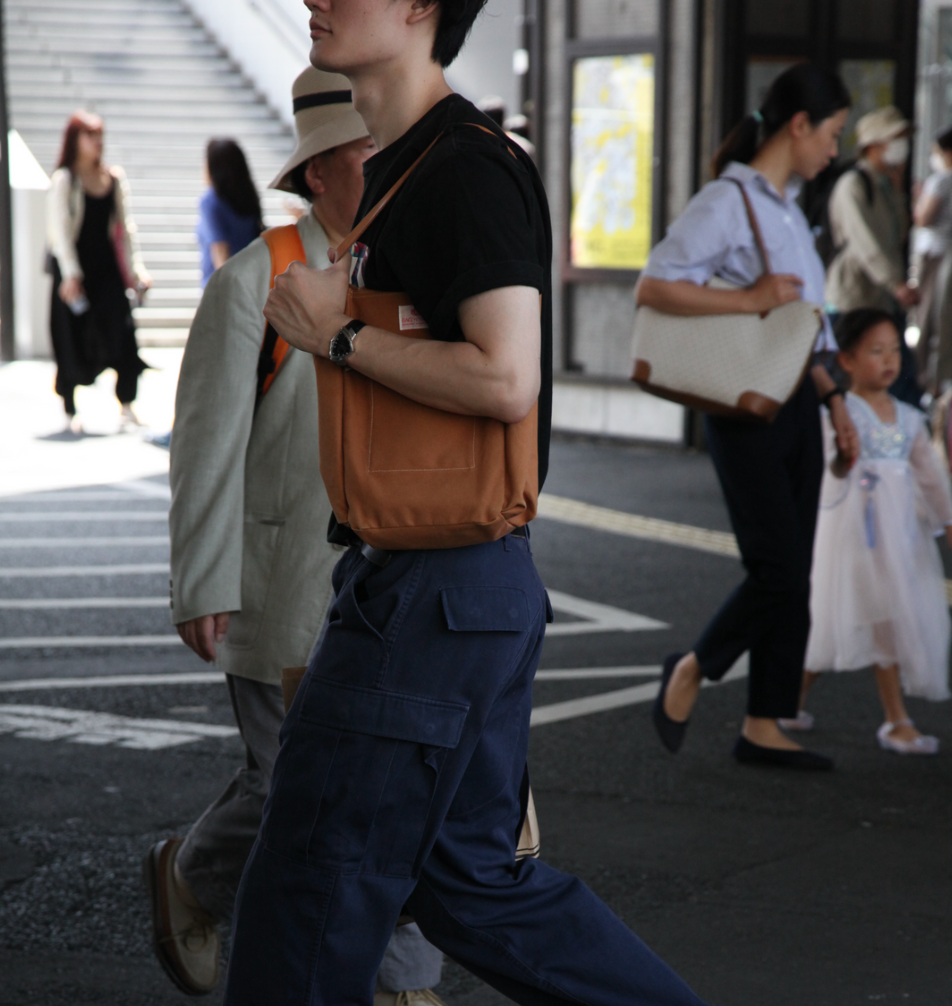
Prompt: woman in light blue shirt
<box><xmin>639</xmin><ymin>64</ymin><xmax>859</xmax><ymax>771</ymax></box>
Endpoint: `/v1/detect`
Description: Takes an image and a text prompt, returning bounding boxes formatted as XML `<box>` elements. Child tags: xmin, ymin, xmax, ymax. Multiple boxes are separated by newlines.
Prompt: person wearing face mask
<box><xmin>826</xmin><ymin>106</ymin><xmax>920</xmax><ymax>404</ymax></box>
<box><xmin>912</xmin><ymin>126</ymin><xmax>952</xmax><ymax>394</ymax></box>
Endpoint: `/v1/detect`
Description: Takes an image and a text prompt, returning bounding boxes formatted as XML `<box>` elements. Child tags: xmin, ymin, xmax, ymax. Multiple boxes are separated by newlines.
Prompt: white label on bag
<box><xmin>399</xmin><ymin>305</ymin><xmax>427</xmax><ymax>331</ymax></box>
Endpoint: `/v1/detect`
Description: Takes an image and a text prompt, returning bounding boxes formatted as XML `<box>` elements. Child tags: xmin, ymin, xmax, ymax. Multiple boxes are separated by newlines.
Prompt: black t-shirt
<box><xmin>341</xmin><ymin>93</ymin><xmax>553</xmax><ymax>494</ymax></box>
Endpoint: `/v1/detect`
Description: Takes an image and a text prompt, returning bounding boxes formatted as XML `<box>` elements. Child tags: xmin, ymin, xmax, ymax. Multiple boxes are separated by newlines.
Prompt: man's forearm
<box><xmin>346</xmin><ymin>325</ymin><xmax>540</xmax><ymax>424</ymax></box>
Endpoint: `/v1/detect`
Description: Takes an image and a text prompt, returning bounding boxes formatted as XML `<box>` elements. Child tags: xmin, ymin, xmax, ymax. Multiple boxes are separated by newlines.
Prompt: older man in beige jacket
<box><xmin>146</xmin><ymin>69</ymin><xmax>445</xmax><ymax>1003</ymax></box>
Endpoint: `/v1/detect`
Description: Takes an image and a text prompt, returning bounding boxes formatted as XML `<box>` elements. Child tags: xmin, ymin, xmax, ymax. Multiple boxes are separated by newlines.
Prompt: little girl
<box><xmin>789</xmin><ymin>308</ymin><xmax>952</xmax><ymax>754</ymax></box>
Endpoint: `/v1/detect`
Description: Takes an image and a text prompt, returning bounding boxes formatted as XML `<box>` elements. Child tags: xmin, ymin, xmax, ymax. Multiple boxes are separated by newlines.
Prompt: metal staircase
<box><xmin>4</xmin><ymin>0</ymin><xmax>299</xmax><ymax>345</ymax></box>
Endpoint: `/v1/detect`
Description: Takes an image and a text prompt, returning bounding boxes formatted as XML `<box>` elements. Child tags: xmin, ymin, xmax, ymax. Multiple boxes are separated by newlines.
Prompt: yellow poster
<box><xmin>570</xmin><ymin>54</ymin><xmax>655</xmax><ymax>270</ymax></box>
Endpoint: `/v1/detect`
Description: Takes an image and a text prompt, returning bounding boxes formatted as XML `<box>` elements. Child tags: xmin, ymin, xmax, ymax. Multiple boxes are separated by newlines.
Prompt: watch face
<box><xmin>330</xmin><ymin>331</ymin><xmax>351</xmax><ymax>362</ymax></box>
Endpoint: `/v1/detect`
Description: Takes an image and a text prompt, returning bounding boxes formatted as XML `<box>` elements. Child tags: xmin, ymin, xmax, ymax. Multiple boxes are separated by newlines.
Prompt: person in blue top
<box><xmin>639</xmin><ymin>64</ymin><xmax>861</xmax><ymax>771</ymax></box>
<box><xmin>196</xmin><ymin>139</ymin><xmax>264</xmax><ymax>286</ymax></box>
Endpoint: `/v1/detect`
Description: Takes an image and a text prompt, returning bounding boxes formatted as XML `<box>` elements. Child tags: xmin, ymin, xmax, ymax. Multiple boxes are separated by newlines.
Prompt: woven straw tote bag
<box><xmin>631</xmin><ymin>178</ymin><xmax>823</xmax><ymax>422</ymax></box>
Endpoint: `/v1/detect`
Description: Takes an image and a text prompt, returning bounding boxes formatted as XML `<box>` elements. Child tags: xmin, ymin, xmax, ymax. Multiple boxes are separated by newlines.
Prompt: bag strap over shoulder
<box><xmin>334</xmin><ymin>136</ymin><xmax>442</xmax><ymax>261</ymax></box>
<box><xmin>720</xmin><ymin>176</ymin><xmax>773</xmax><ymax>275</ymax></box>
<box><xmin>257</xmin><ymin>224</ymin><xmax>306</xmax><ymax>407</ymax></box>
<box><xmin>333</xmin><ymin>123</ymin><xmax>518</xmax><ymax>262</ymax></box>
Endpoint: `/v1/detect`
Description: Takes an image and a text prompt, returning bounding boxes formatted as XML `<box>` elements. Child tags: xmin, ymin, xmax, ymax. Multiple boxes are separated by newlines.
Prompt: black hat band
<box><xmin>293</xmin><ymin>90</ymin><xmax>352</xmax><ymax>114</ymax></box>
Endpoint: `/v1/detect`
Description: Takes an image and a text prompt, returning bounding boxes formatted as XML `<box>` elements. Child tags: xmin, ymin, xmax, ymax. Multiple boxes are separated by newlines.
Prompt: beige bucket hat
<box><xmin>855</xmin><ymin>106</ymin><xmax>911</xmax><ymax>149</ymax></box>
<box><xmin>270</xmin><ymin>67</ymin><xmax>369</xmax><ymax>192</ymax></box>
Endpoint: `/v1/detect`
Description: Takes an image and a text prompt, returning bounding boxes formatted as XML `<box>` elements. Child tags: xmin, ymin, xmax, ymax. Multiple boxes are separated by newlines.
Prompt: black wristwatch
<box><xmin>820</xmin><ymin>387</ymin><xmax>845</xmax><ymax>409</ymax></box>
<box><xmin>329</xmin><ymin>320</ymin><xmax>366</xmax><ymax>369</ymax></box>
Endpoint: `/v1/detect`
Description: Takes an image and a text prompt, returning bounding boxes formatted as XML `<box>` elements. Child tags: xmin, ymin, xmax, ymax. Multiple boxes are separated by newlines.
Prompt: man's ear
<box><xmin>304</xmin><ymin>155</ymin><xmax>327</xmax><ymax>198</ymax></box>
<box><xmin>407</xmin><ymin>0</ymin><xmax>439</xmax><ymax>27</ymax></box>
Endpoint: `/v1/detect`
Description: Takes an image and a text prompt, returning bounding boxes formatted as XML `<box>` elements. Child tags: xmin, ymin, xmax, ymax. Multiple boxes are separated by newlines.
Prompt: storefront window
<box><xmin>570</xmin><ymin>53</ymin><xmax>655</xmax><ymax>271</ymax></box>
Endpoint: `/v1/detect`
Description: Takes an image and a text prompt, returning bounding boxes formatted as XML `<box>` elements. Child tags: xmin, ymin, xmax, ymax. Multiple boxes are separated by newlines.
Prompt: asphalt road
<box><xmin>1</xmin><ymin>438</ymin><xmax>950</xmax><ymax>1006</ymax></box>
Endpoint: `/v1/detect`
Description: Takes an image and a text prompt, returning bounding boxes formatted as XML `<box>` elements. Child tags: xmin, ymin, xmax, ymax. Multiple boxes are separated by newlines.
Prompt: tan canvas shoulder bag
<box><xmin>631</xmin><ymin>177</ymin><xmax>823</xmax><ymax>422</ymax></box>
<box><xmin>314</xmin><ymin>129</ymin><xmax>539</xmax><ymax>550</ymax></box>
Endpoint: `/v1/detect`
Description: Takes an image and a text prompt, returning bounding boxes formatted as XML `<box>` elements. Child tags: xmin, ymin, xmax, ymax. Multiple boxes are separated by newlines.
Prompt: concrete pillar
<box><xmin>9</xmin><ymin>131</ymin><xmax>51</xmax><ymax>360</ymax></box>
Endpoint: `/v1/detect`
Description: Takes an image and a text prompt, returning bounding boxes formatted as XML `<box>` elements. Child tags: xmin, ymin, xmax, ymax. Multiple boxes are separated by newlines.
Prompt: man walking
<box><xmin>223</xmin><ymin>2</ymin><xmax>708</xmax><ymax>1005</ymax></box>
<box><xmin>146</xmin><ymin>68</ymin><xmax>444</xmax><ymax>1002</ymax></box>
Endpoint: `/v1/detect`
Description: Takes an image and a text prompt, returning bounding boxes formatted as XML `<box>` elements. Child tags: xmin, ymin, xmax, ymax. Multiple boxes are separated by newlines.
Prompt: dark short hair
<box><xmin>937</xmin><ymin>125</ymin><xmax>952</xmax><ymax>153</ymax></box>
<box><xmin>834</xmin><ymin>308</ymin><xmax>898</xmax><ymax>354</ymax></box>
<box><xmin>288</xmin><ymin>148</ymin><xmax>339</xmax><ymax>202</ymax></box>
<box><xmin>431</xmin><ymin>0</ymin><xmax>487</xmax><ymax>68</ymax></box>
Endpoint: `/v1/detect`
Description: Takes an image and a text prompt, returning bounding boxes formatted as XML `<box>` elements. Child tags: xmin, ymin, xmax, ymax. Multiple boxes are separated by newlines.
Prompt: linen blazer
<box><xmin>47</xmin><ymin>165</ymin><xmax>148</xmax><ymax>286</ymax></box>
<box><xmin>169</xmin><ymin>212</ymin><xmax>337</xmax><ymax>684</ymax></box>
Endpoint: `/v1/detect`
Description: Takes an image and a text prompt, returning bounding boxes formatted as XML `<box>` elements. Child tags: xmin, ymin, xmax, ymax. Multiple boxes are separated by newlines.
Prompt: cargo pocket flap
<box><xmin>440</xmin><ymin>586</ymin><xmax>529</xmax><ymax>632</ymax></box>
<box><xmin>302</xmin><ymin>678</ymin><xmax>469</xmax><ymax>749</ymax></box>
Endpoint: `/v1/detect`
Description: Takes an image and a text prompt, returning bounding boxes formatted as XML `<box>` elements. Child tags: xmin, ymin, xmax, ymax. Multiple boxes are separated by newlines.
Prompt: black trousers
<box><xmin>694</xmin><ymin>379</ymin><xmax>824</xmax><ymax>718</ymax></box>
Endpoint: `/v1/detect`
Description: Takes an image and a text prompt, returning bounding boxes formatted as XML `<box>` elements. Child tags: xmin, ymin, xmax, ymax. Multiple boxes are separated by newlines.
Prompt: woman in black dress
<box><xmin>47</xmin><ymin>111</ymin><xmax>151</xmax><ymax>430</ymax></box>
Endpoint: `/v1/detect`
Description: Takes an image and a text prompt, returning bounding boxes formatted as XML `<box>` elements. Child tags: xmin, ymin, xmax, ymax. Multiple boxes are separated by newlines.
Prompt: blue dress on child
<box><xmin>806</xmin><ymin>394</ymin><xmax>952</xmax><ymax>699</ymax></box>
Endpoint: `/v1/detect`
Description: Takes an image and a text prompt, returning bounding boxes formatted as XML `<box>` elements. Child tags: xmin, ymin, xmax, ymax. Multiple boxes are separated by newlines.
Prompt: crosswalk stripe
<box><xmin>0</xmin><ymin>635</ymin><xmax>181</xmax><ymax>649</ymax></box>
<box><xmin>0</xmin><ymin>564</ymin><xmax>170</xmax><ymax>578</ymax></box>
<box><xmin>0</xmin><ymin>598</ymin><xmax>168</xmax><ymax>609</ymax></box>
<box><xmin>0</xmin><ymin>537</ymin><xmax>169</xmax><ymax>549</ymax></box>
<box><xmin>0</xmin><ymin>673</ymin><xmax>220</xmax><ymax>692</ymax></box>
<box><xmin>0</xmin><ymin>512</ymin><xmax>168</xmax><ymax>522</ymax></box>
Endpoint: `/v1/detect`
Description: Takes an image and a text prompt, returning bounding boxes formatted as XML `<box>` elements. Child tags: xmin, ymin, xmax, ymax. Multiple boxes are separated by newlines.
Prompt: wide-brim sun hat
<box><xmin>855</xmin><ymin>105</ymin><xmax>912</xmax><ymax>149</ymax></box>
<box><xmin>270</xmin><ymin>67</ymin><xmax>369</xmax><ymax>192</ymax></box>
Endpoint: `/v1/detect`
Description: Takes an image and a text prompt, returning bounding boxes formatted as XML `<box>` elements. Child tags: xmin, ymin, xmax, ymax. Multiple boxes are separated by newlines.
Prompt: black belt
<box><xmin>356</xmin><ymin>526</ymin><xmax>526</xmax><ymax>568</ymax></box>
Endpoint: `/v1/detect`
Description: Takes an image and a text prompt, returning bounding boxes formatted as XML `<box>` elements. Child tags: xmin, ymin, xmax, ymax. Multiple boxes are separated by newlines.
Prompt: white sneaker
<box><xmin>778</xmin><ymin>710</ymin><xmax>814</xmax><ymax>732</ymax></box>
<box><xmin>877</xmin><ymin>720</ymin><xmax>939</xmax><ymax>755</ymax></box>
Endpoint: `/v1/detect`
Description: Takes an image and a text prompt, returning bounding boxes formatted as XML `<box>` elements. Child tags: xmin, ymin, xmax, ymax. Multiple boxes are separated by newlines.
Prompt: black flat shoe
<box><xmin>732</xmin><ymin>735</ymin><xmax>834</xmax><ymax>771</ymax></box>
<box><xmin>653</xmin><ymin>652</ymin><xmax>689</xmax><ymax>753</ymax></box>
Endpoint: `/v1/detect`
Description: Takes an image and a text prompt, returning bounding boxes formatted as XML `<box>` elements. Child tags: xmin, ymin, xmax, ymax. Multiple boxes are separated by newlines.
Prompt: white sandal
<box><xmin>876</xmin><ymin>719</ymin><xmax>939</xmax><ymax>755</ymax></box>
<box><xmin>778</xmin><ymin>710</ymin><xmax>814</xmax><ymax>732</ymax></box>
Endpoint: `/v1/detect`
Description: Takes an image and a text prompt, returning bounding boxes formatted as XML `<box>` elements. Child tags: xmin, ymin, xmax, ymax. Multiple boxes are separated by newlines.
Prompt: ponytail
<box><xmin>711</xmin><ymin>63</ymin><xmax>851</xmax><ymax>178</ymax></box>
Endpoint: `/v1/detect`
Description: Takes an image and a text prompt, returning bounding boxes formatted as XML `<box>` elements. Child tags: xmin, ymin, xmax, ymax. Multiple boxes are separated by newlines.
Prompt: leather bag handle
<box><xmin>720</xmin><ymin>176</ymin><xmax>773</xmax><ymax>276</ymax></box>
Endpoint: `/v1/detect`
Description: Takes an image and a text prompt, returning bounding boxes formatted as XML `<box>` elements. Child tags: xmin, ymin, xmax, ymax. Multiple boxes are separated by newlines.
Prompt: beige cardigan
<box><xmin>169</xmin><ymin>212</ymin><xmax>338</xmax><ymax>684</ymax></box>
<box><xmin>46</xmin><ymin>164</ymin><xmax>148</xmax><ymax>286</ymax></box>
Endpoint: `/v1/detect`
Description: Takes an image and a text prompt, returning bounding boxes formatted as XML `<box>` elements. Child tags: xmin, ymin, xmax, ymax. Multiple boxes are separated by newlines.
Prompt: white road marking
<box><xmin>530</xmin><ymin>657</ymin><xmax>749</xmax><ymax>727</ymax></box>
<box><xmin>0</xmin><ymin>512</ymin><xmax>168</xmax><ymax>522</ymax></box>
<box><xmin>0</xmin><ymin>669</ymin><xmax>655</xmax><ymax>693</ymax></box>
<box><xmin>0</xmin><ymin>492</ymin><xmax>152</xmax><ymax>503</ymax></box>
<box><xmin>538</xmin><ymin>494</ymin><xmax>740</xmax><ymax>557</ymax></box>
<box><xmin>0</xmin><ymin>564</ymin><xmax>169</xmax><ymax>578</ymax></box>
<box><xmin>546</xmin><ymin>590</ymin><xmax>667</xmax><ymax>635</ymax></box>
<box><xmin>120</xmin><ymin>480</ymin><xmax>172</xmax><ymax>500</ymax></box>
<box><xmin>0</xmin><ymin>635</ymin><xmax>181</xmax><ymax>649</ymax></box>
<box><xmin>0</xmin><ymin>673</ymin><xmax>220</xmax><ymax>692</ymax></box>
<box><xmin>0</xmin><ymin>537</ymin><xmax>169</xmax><ymax>549</ymax></box>
<box><xmin>535</xmin><ymin>666</ymin><xmax>661</xmax><ymax>680</ymax></box>
<box><xmin>0</xmin><ymin>597</ymin><xmax>168</xmax><ymax>610</ymax></box>
<box><xmin>0</xmin><ymin>704</ymin><xmax>237</xmax><ymax>750</ymax></box>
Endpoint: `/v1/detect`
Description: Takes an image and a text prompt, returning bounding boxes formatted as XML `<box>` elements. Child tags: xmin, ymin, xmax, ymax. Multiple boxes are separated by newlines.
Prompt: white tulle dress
<box><xmin>806</xmin><ymin>393</ymin><xmax>952</xmax><ymax>700</ymax></box>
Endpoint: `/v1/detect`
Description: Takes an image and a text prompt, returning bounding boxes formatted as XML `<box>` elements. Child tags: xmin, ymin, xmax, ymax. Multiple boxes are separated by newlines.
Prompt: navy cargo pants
<box><xmin>224</xmin><ymin>533</ymin><xmax>708</xmax><ymax>1006</ymax></box>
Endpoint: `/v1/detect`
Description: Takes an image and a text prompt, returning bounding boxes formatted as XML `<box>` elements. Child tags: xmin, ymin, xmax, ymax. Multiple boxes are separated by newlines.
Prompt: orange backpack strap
<box><xmin>256</xmin><ymin>225</ymin><xmax>307</xmax><ymax>407</ymax></box>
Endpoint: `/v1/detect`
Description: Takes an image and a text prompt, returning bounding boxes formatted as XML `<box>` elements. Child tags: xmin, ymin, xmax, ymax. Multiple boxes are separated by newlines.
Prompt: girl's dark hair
<box><xmin>57</xmin><ymin>110</ymin><xmax>104</xmax><ymax>174</ymax></box>
<box><xmin>834</xmin><ymin>308</ymin><xmax>897</xmax><ymax>354</ymax></box>
<box><xmin>206</xmin><ymin>139</ymin><xmax>263</xmax><ymax>228</ymax></box>
<box><xmin>936</xmin><ymin>125</ymin><xmax>952</xmax><ymax>153</ymax></box>
<box><xmin>711</xmin><ymin>64</ymin><xmax>851</xmax><ymax>178</ymax></box>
